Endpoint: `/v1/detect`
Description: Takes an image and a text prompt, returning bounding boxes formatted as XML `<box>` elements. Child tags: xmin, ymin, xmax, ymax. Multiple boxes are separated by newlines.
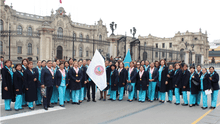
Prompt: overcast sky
<box><xmin>5</xmin><ymin>0</ymin><xmax>220</xmax><ymax>42</ymax></box>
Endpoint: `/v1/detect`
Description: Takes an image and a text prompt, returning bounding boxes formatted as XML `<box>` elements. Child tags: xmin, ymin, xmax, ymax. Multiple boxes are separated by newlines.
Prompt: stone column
<box><xmin>184</xmin><ymin>50</ymin><xmax>189</xmax><ymax>65</ymax></box>
<box><xmin>107</xmin><ymin>36</ymin><xmax>117</xmax><ymax>58</ymax></box>
<box><xmin>37</xmin><ymin>23</ymin><xmax>55</xmax><ymax>61</ymax></box>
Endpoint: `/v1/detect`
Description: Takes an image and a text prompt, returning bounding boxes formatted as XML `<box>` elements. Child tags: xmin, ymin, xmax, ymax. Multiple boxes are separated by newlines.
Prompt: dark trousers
<box><xmin>87</xmin><ymin>81</ymin><xmax>95</xmax><ymax>100</ymax></box>
<box><xmin>43</xmin><ymin>86</ymin><xmax>53</xmax><ymax>108</ymax></box>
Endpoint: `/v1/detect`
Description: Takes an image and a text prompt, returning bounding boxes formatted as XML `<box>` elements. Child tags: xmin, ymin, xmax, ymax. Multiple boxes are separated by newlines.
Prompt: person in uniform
<box><xmin>2</xmin><ymin>60</ymin><xmax>15</xmax><ymax>111</ymax></box>
<box><xmin>21</xmin><ymin>58</ymin><xmax>29</xmax><ymax>107</ymax></box>
<box><xmin>195</xmin><ymin>65</ymin><xmax>202</xmax><ymax>106</ymax></box>
<box><xmin>166</xmin><ymin>64</ymin><xmax>174</xmax><ymax>103</ymax></box>
<box><xmin>51</xmin><ymin>62</ymin><xmax>59</xmax><ymax>105</ymax></box>
<box><xmin>136</xmin><ymin>65</ymin><xmax>149</xmax><ymax>103</ymax></box>
<box><xmin>158</xmin><ymin>59</ymin><xmax>168</xmax><ymax>103</ymax></box>
<box><xmin>33</xmin><ymin>60</ymin><xmax>42</xmax><ymax>106</ymax></box>
<box><xmin>126</xmin><ymin>61</ymin><xmax>137</xmax><ymax>102</ymax></box>
<box><xmin>41</xmin><ymin>60</ymin><xmax>54</xmax><ymax>110</ymax></box>
<box><xmin>79</xmin><ymin>60</ymin><xmax>87</xmax><ymax>103</ymax></box>
<box><xmin>69</xmin><ymin>61</ymin><xmax>83</xmax><ymax>105</ymax></box>
<box><xmin>109</xmin><ymin>64</ymin><xmax>118</xmax><ymax>101</ymax></box>
<box><xmin>64</xmin><ymin>61</ymin><xmax>71</xmax><ymax>103</ymax></box>
<box><xmin>23</xmin><ymin>61</ymin><xmax>38</xmax><ymax>110</ymax></box>
<box><xmin>117</xmin><ymin>62</ymin><xmax>126</xmax><ymax>101</ymax></box>
<box><xmin>200</xmin><ymin>68</ymin><xmax>211</xmax><ymax>109</ymax></box>
<box><xmin>173</xmin><ymin>63</ymin><xmax>182</xmax><ymax>105</ymax></box>
<box><xmin>209</xmin><ymin>66</ymin><xmax>219</xmax><ymax>109</ymax></box>
<box><xmin>148</xmin><ymin>62</ymin><xmax>158</xmax><ymax>102</ymax></box>
<box><xmin>14</xmin><ymin>64</ymin><xmax>24</xmax><ymax>111</ymax></box>
<box><xmin>55</xmin><ymin>62</ymin><xmax>69</xmax><ymax>107</ymax></box>
<box><xmin>181</xmin><ymin>64</ymin><xmax>190</xmax><ymax>106</ymax></box>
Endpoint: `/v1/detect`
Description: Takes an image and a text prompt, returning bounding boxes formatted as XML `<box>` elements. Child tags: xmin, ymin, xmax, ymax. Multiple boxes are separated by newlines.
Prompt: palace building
<box><xmin>0</xmin><ymin>0</ymin><xmax>209</xmax><ymax>65</ymax></box>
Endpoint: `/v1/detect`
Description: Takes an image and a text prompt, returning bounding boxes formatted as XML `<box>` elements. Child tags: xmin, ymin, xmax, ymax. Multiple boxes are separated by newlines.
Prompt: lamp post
<box><xmin>9</xmin><ymin>23</ymin><xmax>11</xmax><ymax>60</ymax></box>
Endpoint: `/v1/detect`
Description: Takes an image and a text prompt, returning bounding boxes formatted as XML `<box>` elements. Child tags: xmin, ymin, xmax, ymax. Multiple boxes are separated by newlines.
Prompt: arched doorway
<box><xmin>180</xmin><ymin>48</ymin><xmax>184</xmax><ymax>61</ymax></box>
<box><xmin>57</xmin><ymin>46</ymin><xmax>63</xmax><ymax>59</ymax></box>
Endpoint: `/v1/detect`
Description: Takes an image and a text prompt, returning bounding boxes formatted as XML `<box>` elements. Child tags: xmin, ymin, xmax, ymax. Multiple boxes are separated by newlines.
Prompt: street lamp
<box><xmin>9</xmin><ymin>23</ymin><xmax>11</xmax><ymax>60</ymax></box>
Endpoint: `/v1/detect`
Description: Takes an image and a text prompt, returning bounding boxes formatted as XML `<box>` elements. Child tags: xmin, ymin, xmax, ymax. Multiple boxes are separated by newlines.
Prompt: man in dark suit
<box><xmin>41</xmin><ymin>60</ymin><xmax>54</xmax><ymax>110</ymax></box>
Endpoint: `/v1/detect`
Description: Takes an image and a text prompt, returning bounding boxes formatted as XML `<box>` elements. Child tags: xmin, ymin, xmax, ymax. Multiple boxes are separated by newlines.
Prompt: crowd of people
<box><xmin>1</xmin><ymin>57</ymin><xmax>219</xmax><ymax>111</ymax></box>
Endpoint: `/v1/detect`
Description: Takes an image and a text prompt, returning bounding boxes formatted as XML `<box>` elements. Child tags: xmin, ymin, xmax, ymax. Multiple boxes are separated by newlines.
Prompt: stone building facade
<box><xmin>0</xmin><ymin>0</ymin><xmax>109</xmax><ymax>62</ymax></box>
<box><xmin>0</xmin><ymin>0</ymin><xmax>209</xmax><ymax>65</ymax></box>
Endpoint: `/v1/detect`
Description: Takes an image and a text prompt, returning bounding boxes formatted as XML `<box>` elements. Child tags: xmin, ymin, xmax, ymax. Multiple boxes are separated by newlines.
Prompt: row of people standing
<box><xmin>2</xmin><ymin>58</ymin><xmax>96</xmax><ymax>111</ymax></box>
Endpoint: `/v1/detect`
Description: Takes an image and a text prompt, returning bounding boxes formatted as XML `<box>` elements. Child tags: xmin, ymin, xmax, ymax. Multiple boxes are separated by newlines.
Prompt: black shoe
<box><xmin>192</xmin><ymin>104</ymin><xmax>195</xmax><ymax>106</ymax></box>
<box><xmin>77</xmin><ymin>103</ymin><xmax>80</xmax><ymax>105</ymax></box>
<box><xmin>60</xmin><ymin>105</ymin><xmax>65</xmax><ymax>107</ymax></box>
<box><xmin>149</xmin><ymin>100</ymin><xmax>153</xmax><ymax>103</ymax></box>
<box><xmin>87</xmin><ymin>99</ymin><xmax>90</xmax><ymax>102</ymax></box>
<box><xmin>44</xmin><ymin>107</ymin><xmax>48</xmax><ymax>110</ymax></box>
<box><xmin>161</xmin><ymin>101</ymin><xmax>165</xmax><ymax>103</ymax></box>
<box><xmin>195</xmin><ymin>104</ymin><xmax>199</xmax><ymax>106</ymax></box>
<box><xmin>118</xmin><ymin>99</ymin><xmax>122</xmax><ymax>101</ymax></box>
<box><xmin>108</xmin><ymin>98</ymin><xmax>113</xmax><ymax>100</ymax></box>
<box><xmin>189</xmin><ymin>105</ymin><xmax>193</xmax><ymax>107</ymax></box>
<box><xmin>182</xmin><ymin>103</ymin><xmax>188</xmax><ymax>106</ymax></box>
<box><xmin>48</xmin><ymin>105</ymin><xmax>54</xmax><ymax>108</ymax></box>
<box><xmin>138</xmin><ymin>100</ymin><xmax>141</xmax><ymax>102</ymax></box>
<box><xmin>141</xmin><ymin>101</ymin><xmax>145</xmax><ymax>103</ymax></box>
<box><xmin>209</xmin><ymin>106</ymin><xmax>213</xmax><ymax>109</ymax></box>
<box><xmin>174</xmin><ymin>103</ymin><xmax>180</xmax><ymax>105</ymax></box>
<box><xmin>103</xmin><ymin>99</ymin><xmax>106</xmax><ymax>101</ymax></box>
<box><xmin>19</xmin><ymin>108</ymin><xmax>24</xmax><ymax>110</ymax></box>
<box><xmin>201</xmin><ymin>107</ymin><xmax>207</xmax><ymax>110</ymax></box>
<box><xmin>99</xmin><ymin>98</ymin><xmax>103</xmax><ymax>100</ymax></box>
<box><xmin>22</xmin><ymin>104</ymin><xmax>28</xmax><ymax>107</ymax></box>
<box><xmin>67</xmin><ymin>101</ymin><xmax>70</xmax><ymax>103</ymax></box>
<box><xmin>51</xmin><ymin>103</ymin><xmax>54</xmax><ymax>105</ymax></box>
<box><xmin>213</xmin><ymin>107</ymin><xmax>216</xmax><ymax>109</ymax></box>
<box><xmin>54</xmin><ymin>103</ymin><xmax>58</xmax><ymax>105</ymax></box>
<box><xmin>92</xmin><ymin>99</ymin><xmax>96</xmax><ymax>102</ymax></box>
<box><xmin>15</xmin><ymin>109</ymin><xmax>19</xmax><ymax>111</ymax></box>
<box><xmin>135</xmin><ymin>98</ymin><xmax>137</xmax><ymax>101</ymax></box>
<box><xmin>29</xmin><ymin>107</ymin><xmax>34</xmax><ymax>110</ymax></box>
<box><xmin>72</xmin><ymin>102</ymin><xmax>76</xmax><ymax>104</ymax></box>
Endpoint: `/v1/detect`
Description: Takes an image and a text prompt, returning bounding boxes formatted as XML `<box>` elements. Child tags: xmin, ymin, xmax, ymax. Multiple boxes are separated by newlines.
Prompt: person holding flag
<box><xmin>86</xmin><ymin>50</ymin><xmax>107</xmax><ymax>102</ymax></box>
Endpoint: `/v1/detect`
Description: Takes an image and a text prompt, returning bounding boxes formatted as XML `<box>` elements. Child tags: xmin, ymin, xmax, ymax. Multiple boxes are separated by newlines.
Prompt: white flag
<box><xmin>86</xmin><ymin>49</ymin><xmax>107</xmax><ymax>91</ymax></box>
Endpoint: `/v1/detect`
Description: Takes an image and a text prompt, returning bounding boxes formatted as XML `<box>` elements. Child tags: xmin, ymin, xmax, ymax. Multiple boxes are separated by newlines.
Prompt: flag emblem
<box><xmin>94</xmin><ymin>65</ymin><xmax>104</xmax><ymax>76</ymax></box>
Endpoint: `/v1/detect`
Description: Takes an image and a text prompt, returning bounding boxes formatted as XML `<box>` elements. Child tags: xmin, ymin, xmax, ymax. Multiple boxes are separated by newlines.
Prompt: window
<box><xmin>99</xmin><ymin>35</ymin><xmax>102</xmax><ymax>41</ymax></box>
<box><xmin>28</xmin><ymin>43</ymin><xmax>32</xmax><ymax>55</ymax></box>
<box><xmin>17</xmin><ymin>46</ymin><xmax>22</xmax><ymax>54</ymax></box>
<box><xmin>0</xmin><ymin>20</ymin><xmax>3</xmax><ymax>31</ymax></box>
<box><xmin>17</xmin><ymin>57</ymin><xmax>22</xmax><ymax>60</ymax></box>
<box><xmin>79</xmin><ymin>47</ymin><xmax>82</xmax><ymax>57</ymax></box>
<box><xmin>162</xmin><ymin>43</ymin><xmax>165</xmax><ymax>48</ymax></box>
<box><xmin>169</xmin><ymin>43</ymin><xmax>172</xmax><ymax>48</ymax></box>
<box><xmin>0</xmin><ymin>41</ymin><xmax>3</xmax><ymax>53</ymax></box>
<box><xmin>86</xmin><ymin>50</ymin><xmax>89</xmax><ymax>57</ymax></box>
<box><xmin>73</xmin><ymin>32</ymin><xmax>76</xmax><ymax>41</ymax></box>
<box><xmin>169</xmin><ymin>52</ymin><xmax>172</xmax><ymax>58</ymax></box>
<box><xmin>57</xmin><ymin>27</ymin><xmax>63</xmax><ymax>38</ymax></box>
<box><xmin>162</xmin><ymin>52</ymin><xmax>165</xmax><ymax>57</ymax></box>
<box><xmin>86</xmin><ymin>35</ymin><xmax>89</xmax><ymax>42</ymax></box>
<box><xmin>17</xmin><ymin>25</ymin><xmax>22</xmax><ymax>35</ymax></box>
<box><xmin>181</xmin><ymin>38</ymin><xmax>184</xmax><ymax>41</ymax></box>
<box><xmin>194</xmin><ymin>37</ymin><xmax>198</xmax><ymax>40</ymax></box>
<box><xmin>155</xmin><ymin>52</ymin><xmax>158</xmax><ymax>57</ymax></box>
<box><xmin>79</xmin><ymin>34</ymin><xmax>83</xmax><ymax>41</ymax></box>
<box><xmin>37</xmin><ymin>47</ymin><xmax>39</xmax><ymax>55</ymax></box>
<box><xmin>155</xmin><ymin>43</ymin><xmax>158</xmax><ymax>48</ymax></box>
<box><xmin>27</xmin><ymin>57</ymin><xmax>32</xmax><ymax>61</ymax></box>
<box><xmin>27</xmin><ymin>27</ymin><xmax>32</xmax><ymax>36</ymax></box>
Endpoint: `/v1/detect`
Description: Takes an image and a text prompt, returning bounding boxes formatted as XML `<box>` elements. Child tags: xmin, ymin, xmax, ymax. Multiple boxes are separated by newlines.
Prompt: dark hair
<box><xmin>47</xmin><ymin>60</ymin><xmax>52</xmax><ymax>63</ymax></box>
<box><xmin>41</xmin><ymin>60</ymin><xmax>46</xmax><ymax>63</ymax></box>
<box><xmin>140</xmin><ymin>65</ymin><xmax>144</xmax><ymax>70</ymax></box>
<box><xmin>183</xmin><ymin>64</ymin><xmax>188</xmax><ymax>67</ymax></box>
<box><xmin>22</xmin><ymin>58</ymin><xmax>29</xmax><ymax>65</ymax></box>
<box><xmin>190</xmin><ymin>66</ymin><xmax>195</xmax><ymax>69</ymax></box>
<box><xmin>55</xmin><ymin>59</ymin><xmax>60</xmax><ymax>62</ymax></box>
<box><xmin>110</xmin><ymin>64</ymin><xmax>116</xmax><ymax>69</ymax></box>
<box><xmin>209</xmin><ymin>66</ymin><xmax>214</xmax><ymax>70</ymax></box>
<box><xmin>59</xmin><ymin>62</ymin><xmax>64</xmax><ymax>66</ymax></box>
<box><xmin>27</xmin><ymin>61</ymin><xmax>33</xmax><ymax>69</ymax></box>
<box><xmin>4</xmin><ymin>60</ymin><xmax>12</xmax><ymax>65</ymax></box>
<box><xmin>64</xmin><ymin>61</ymin><xmax>69</xmax><ymax>65</ymax></box>
<box><xmin>69</xmin><ymin>58</ymin><xmax>73</xmax><ymax>62</ymax></box>
<box><xmin>15</xmin><ymin>64</ymin><xmax>22</xmax><ymax>69</ymax></box>
<box><xmin>0</xmin><ymin>56</ymin><xmax>4</xmax><ymax>58</ymax></box>
<box><xmin>119</xmin><ymin>62</ymin><xmax>124</xmax><ymax>68</ymax></box>
<box><xmin>37</xmin><ymin>60</ymin><xmax>41</xmax><ymax>63</ymax></box>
